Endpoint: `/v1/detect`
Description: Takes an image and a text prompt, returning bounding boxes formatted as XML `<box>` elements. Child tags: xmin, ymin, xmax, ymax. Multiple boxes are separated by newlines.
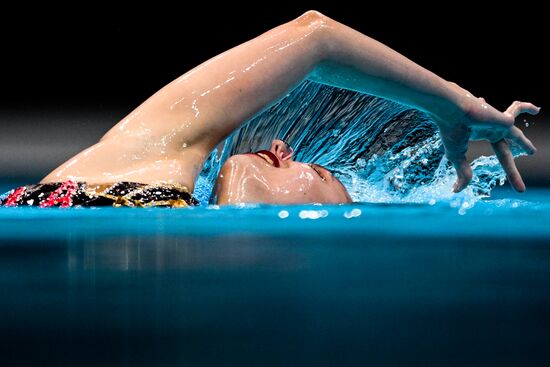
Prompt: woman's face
<box><xmin>214</xmin><ymin>140</ymin><xmax>352</xmax><ymax>205</ymax></box>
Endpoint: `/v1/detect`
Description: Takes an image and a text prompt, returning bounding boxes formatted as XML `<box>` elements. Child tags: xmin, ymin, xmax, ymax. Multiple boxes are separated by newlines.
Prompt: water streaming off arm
<box><xmin>194</xmin><ymin>80</ymin><xmax>513</xmax><ymax>206</ymax></box>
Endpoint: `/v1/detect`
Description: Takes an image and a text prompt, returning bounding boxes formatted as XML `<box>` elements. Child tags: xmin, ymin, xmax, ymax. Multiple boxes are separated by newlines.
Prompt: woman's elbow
<box><xmin>293</xmin><ymin>10</ymin><xmax>331</xmax><ymax>29</ymax></box>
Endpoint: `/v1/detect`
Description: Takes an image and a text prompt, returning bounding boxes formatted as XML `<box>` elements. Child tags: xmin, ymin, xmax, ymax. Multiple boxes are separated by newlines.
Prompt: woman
<box><xmin>1</xmin><ymin>11</ymin><xmax>540</xmax><ymax>207</ymax></box>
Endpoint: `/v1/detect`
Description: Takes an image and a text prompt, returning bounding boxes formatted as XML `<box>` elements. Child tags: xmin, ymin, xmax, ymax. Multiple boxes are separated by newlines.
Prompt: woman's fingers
<box><xmin>507</xmin><ymin>126</ymin><xmax>537</xmax><ymax>155</ymax></box>
<box><xmin>438</xmin><ymin>124</ymin><xmax>472</xmax><ymax>192</ymax></box>
<box><xmin>439</xmin><ymin>101</ymin><xmax>539</xmax><ymax>193</ymax></box>
<box><xmin>504</xmin><ymin>101</ymin><xmax>540</xmax><ymax>155</ymax></box>
<box><xmin>451</xmin><ymin>158</ymin><xmax>473</xmax><ymax>193</ymax></box>
<box><xmin>491</xmin><ymin>139</ymin><xmax>526</xmax><ymax>192</ymax></box>
<box><xmin>504</xmin><ymin>101</ymin><xmax>541</xmax><ymax>119</ymax></box>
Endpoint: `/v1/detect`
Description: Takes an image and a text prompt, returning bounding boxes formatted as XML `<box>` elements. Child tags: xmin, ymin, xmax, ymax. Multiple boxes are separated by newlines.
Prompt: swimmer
<box><xmin>1</xmin><ymin>11</ymin><xmax>540</xmax><ymax>207</ymax></box>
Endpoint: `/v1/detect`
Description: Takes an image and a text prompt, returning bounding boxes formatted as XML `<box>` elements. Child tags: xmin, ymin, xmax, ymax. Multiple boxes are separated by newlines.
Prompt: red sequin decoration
<box><xmin>40</xmin><ymin>180</ymin><xmax>77</xmax><ymax>208</ymax></box>
<box><xmin>3</xmin><ymin>187</ymin><xmax>27</xmax><ymax>206</ymax></box>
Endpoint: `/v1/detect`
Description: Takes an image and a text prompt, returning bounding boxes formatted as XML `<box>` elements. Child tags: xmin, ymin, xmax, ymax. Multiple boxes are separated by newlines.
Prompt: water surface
<box><xmin>1</xmin><ymin>188</ymin><xmax>549</xmax><ymax>366</ymax></box>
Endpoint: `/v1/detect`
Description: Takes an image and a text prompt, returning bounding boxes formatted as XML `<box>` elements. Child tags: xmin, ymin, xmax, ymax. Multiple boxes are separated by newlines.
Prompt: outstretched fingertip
<box><xmin>452</xmin><ymin>183</ymin><xmax>465</xmax><ymax>193</ymax></box>
<box><xmin>452</xmin><ymin>182</ymin><xmax>462</xmax><ymax>193</ymax></box>
<box><xmin>451</xmin><ymin>160</ymin><xmax>473</xmax><ymax>193</ymax></box>
<box><xmin>514</xmin><ymin>184</ymin><xmax>526</xmax><ymax>193</ymax></box>
<box><xmin>526</xmin><ymin>104</ymin><xmax>541</xmax><ymax>115</ymax></box>
<box><xmin>511</xmin><ymin>177</ymin><xmax>526</xmax><ymax>193</ymax></box>
<box><xmin>522</xmin><ymin>141</ymin><xmax>537</xmax><ymax>155</ymax></box>
<box><xmin>452</xmin><ymin>177</ymin><xmax>469</xmax><ymax>193</ymax></box>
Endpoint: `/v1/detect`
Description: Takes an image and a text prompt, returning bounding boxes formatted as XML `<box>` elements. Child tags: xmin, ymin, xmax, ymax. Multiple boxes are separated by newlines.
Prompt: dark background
<box><xmin>1</xmin><ymin>2</ymin><xmax>548</xmax><ymax>184</ymax></box>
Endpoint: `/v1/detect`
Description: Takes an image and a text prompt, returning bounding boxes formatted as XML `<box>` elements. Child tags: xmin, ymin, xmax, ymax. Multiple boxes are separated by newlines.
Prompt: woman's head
<box><xmin>214</xmin><ymin>139</ymin><xmax>352</xmax><ymax>205</ymax></box>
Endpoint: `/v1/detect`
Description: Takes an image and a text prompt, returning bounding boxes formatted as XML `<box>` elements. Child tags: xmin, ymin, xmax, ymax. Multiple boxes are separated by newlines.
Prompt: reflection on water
<box><xmin>69</xmin><ymin>235</ymin><xmax>304</xmax><ymax>272</ymax></box>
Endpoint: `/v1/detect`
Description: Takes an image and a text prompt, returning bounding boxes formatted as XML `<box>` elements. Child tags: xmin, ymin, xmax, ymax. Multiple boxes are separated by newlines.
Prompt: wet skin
<box><xmin>214</xmin><ymin>139</ymin><xmax>352</xmax><ymax>205</ymax></box>
<box><xmin>40</xmin><ymin>11</ymin><xmax>540</xmax><ymax>204</ymax></box>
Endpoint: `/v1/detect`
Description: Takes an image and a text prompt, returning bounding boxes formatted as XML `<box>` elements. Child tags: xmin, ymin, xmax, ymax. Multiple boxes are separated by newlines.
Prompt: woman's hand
<box><xmin>436</xmin><ymin>93</ymin><xmax>541</xmax><ymax>193</ymax></box>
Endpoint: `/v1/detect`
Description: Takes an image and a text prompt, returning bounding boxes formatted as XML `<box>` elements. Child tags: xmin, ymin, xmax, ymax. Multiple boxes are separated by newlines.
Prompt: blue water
<box><xmin>1</xmin><ymin>81</ymin><xmax>549</xmax><ymax>365</ymax></box>
<box><xmin>1</xmin><ymin>188</ymin><xmax>550</xmax><ymax>240</ymax></box>
<box><xmin>1</xmin><ymin>188</ymin><xmax>550</xmax><ymax>366</ymax></box>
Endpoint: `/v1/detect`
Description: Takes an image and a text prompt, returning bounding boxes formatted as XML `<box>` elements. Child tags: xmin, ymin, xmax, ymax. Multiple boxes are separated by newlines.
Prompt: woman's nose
<box><xmin>271</xmin><ymin>139</ymin><xmax>293</xmax><ymax>161</ymax></box>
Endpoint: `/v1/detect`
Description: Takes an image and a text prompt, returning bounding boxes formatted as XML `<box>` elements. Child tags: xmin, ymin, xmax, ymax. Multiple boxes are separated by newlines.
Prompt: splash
<box><xmin>193</xmin><ymin>80</ymin><xmax>511</xmax><ymax>206</ymax></box>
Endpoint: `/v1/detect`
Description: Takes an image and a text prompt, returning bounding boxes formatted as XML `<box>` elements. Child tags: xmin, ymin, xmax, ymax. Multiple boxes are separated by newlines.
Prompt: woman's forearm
<box><xmin>307</xmin><ymin>16</ymin><xmax>467</xmax><ymax>121</ymax></box>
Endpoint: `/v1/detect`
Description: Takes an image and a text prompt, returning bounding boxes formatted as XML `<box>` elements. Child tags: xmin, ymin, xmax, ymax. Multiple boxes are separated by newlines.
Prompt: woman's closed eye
<box><xmin>308</xmin><ymin>163</ymin><xmax>331</xmax><ymax>181</ymax></box>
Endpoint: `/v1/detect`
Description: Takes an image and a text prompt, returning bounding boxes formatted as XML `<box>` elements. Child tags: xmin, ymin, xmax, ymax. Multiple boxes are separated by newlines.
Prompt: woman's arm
<box><xmin>102</xmin><ymin>10</ymin><xmax>539</xmax><ymax>192</ymax></box>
